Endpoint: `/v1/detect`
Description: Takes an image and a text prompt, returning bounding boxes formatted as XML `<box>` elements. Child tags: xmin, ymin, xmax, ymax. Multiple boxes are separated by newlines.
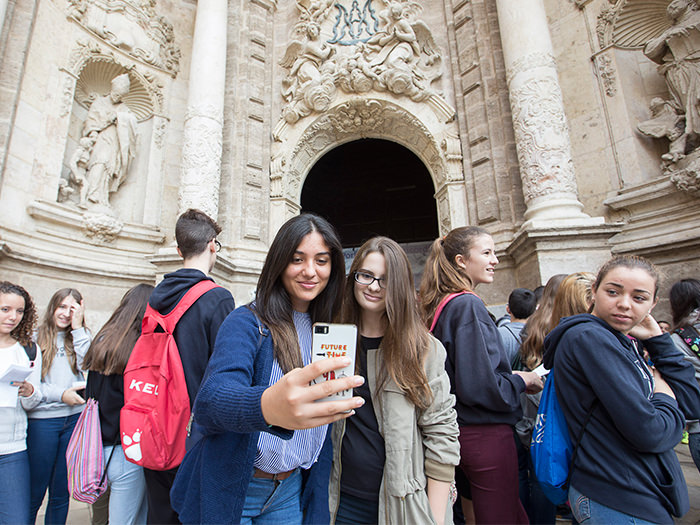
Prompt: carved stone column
<box><xmin>495</xmin><ymin>0</ymin><xmax>589</xmax><ymax>226</ymax></box>
<box><xmin>177</xmin><ymin>0</ymin><xmax>227</xmax><ymax>218</ymax></box>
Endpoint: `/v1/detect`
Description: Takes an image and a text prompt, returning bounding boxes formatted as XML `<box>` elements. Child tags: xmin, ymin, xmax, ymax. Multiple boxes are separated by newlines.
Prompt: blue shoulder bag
<box><xmin>530</xmin><ymin>373</ymin><xmax>597</xmax><ymax>504</ymax></box>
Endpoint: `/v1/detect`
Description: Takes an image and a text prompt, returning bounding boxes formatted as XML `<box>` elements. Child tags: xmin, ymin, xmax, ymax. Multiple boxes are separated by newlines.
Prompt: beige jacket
<box><xmin>329</xmin><ymin>335</ymin><xmax>460</xmax><ymax>524</ymax></box>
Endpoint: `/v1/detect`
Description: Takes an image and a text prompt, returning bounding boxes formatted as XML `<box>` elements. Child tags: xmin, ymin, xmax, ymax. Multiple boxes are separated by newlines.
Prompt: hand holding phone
<box><xmin>310</xmin><ymin>323</ymin><xmax>357</xmax><ymax>401</ymax></box>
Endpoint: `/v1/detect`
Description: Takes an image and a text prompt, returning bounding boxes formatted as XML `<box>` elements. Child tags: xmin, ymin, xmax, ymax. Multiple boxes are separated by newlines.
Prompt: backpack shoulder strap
<box><xmin>504</xmin><ymin>323</ymin><xmax>523</xmax><ymax>344</ymax></box>
<box><xmin>429</xmin><ymin>291</ymin><xmax>478</xmax><ymax>333</ymax></box>
<box><xmin>149</xmin><ymin>280</ymin><xmax>220</xmax><ymax>333</ymax></box>
<box><xmin>23</xmin><ymin>341</ymin><xmax>37</xmax><ymax>362</ymax></box>
<box><xmin>676</xmin><ymin>325</ymin><xmax>700</xmax><ymax>360</ymax></box>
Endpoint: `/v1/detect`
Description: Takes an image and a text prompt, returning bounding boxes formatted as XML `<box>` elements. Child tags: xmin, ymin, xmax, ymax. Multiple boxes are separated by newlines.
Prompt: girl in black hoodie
<box><xmin>544</xmin><ymin>255</ymin><xmax>700</xmax><ymax>523</ymax></box>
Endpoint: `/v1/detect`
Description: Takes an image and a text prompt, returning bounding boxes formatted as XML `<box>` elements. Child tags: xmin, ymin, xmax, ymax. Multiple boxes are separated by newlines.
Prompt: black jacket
<box><xmin>545</xmin><ymin>313</ymin><xmax>700</xmax><ymax>522</ymax></box>
<box><xmin>148</xmin><ymin>268</ymin><xmax>235</xmax><ymax>407</ymax></box>
<box><xmin>432</xmin><ymin>293</ymin><xmax>525</xmax><ymax>426</ymax></box>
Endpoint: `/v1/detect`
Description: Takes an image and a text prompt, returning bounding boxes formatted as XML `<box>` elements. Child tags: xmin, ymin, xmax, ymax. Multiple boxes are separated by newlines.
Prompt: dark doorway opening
<box><xmin>300</xmin><ymin>139</ymin><xmax>438</xmax><ymax>247</ymax></box>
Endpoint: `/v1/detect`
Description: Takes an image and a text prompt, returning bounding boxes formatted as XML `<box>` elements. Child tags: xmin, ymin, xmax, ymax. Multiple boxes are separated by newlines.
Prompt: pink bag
<box><xmin>65</xmin><ymin>398</ymin><xmax>114</xmax><ymax>504</ymax></box>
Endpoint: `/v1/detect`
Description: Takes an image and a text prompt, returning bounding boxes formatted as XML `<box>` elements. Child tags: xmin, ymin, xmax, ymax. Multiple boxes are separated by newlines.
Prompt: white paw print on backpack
<box><xmin>122</xmin><ymin>430</ymin><xmax>142</xmax><ymax>462</ymax></box>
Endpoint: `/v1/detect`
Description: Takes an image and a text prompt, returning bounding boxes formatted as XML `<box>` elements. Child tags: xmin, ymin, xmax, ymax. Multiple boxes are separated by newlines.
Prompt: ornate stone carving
<box><xmin>510</xmin><ymin>75</ymin><xmax>578</xmax><ymax>201</ymax></box>
<box><xmin>282</xmin><ymin>98</ymin><xmax>446</xmax><ymax>200</ymax></box>
<box><xmin>595</xmin><ymin>53</ymin><xmax>617</xmax><ymax>96</ymax></box>
<box><xmin>506</xmin><ymin>52</ymin><xmax>557</xmax><ymax>86</ymax></box>
<box><xmin>270</xmin><ymin>152</ymin><xmax>286</xmax><ymax>199</ymax></box>
<box><xmin>638</xmin><ymin>0</ymin><xmax>700</xmax><ymax>163</ymax></box>
<box><xmin>153</xmin><ymin>118</ymin><xmax>167</xmax><ymax>148</ymax></box>
<box><xmin>65</xmin><ymin>40</ymin><xmax>163</xmax><ymax>119</ymax></box>
<box><xmin>70</xmin><ymin>74</ymin><xmax>138</xmax><ymax>212</ymax></box>
<box><xmin>178</xmin><ymin>108</ymin><xmax>224</xmax><ymax>218</ymax></box>
<box><xmin>66</xmin><ymin>0</ymin><xmax>181</xmax><ymax>77</ymax></box>
<box><xmin>280</xmin><ymin>21</ymin><xmax>337</xmax><ymax>124</ymax></box>
<box><xmin>81</xmin><ymin>211</ymin><xmax>124</xmax><ymax>242</ymax></box>
<box><xmin>279</xmin><ymin>0</ymin><xmax>446</xmax><ymax>124</ymax></box>
<box><xmin>597</xmin><ymin>0</ymin><xmax>671</xmax><ymax>50</ymax></box>
<box><xmin>328</xmin><ymin>0</ymin><xmax>378</xmax><ymax>45</ymax></box>
<box><xmin>665</xmin><ymin>149</ymin><xmax>700</xmax><ymax>196</ymax></box>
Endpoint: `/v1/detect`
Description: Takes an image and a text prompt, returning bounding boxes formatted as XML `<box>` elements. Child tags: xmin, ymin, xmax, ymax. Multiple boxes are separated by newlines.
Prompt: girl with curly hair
<box><xmin>0</xmin><ymin>281</ymin><xmax>42</xmax><ymax>523</ymax></box>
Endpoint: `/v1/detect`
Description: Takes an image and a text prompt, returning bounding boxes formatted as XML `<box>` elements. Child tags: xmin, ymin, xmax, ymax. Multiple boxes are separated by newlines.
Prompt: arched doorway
<box><xmin>300</xmin><ymin>139</ymin><xmax>438</xmax><ymax>247</ymax></box>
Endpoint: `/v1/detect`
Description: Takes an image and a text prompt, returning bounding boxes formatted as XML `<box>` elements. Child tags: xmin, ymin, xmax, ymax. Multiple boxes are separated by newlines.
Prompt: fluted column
<box><xmin>177</xmin><ymin>0</ymin><xmax>227</xmax><ymax>218</ymax></box>
<box><xmin>496</xmin><ymin>0</ymin><xmax>589</xmax><ymax>225</ymax></box>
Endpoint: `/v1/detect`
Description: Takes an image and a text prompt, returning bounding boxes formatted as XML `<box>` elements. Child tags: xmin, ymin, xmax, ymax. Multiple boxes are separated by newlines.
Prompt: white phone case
<box><xmin>310</xmin><ymin>322</ymin><xmax>357</xmax><ymax>401</ymax></box>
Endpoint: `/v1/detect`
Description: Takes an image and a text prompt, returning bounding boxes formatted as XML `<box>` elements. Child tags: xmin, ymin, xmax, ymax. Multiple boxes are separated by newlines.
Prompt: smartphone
<box><xmin>310</xmin><ymin>322</ymin><xmax>357</xmax><ymax>401</ymax></box>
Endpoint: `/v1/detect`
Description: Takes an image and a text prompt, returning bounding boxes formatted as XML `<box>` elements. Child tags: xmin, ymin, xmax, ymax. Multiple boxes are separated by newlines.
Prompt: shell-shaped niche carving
<box><xmin>75</xmin><ymin>60</ymin><xmax>154</xmax><ymax>121</ymax></box>
<box><xmin>601</xmin><ymin>0</ymin><xmax>671</xmax><ymax>49</ymax></box>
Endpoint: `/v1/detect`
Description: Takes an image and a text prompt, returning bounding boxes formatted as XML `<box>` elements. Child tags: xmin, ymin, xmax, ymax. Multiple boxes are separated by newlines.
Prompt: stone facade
<box><xmin>0</xmin><ymin>0</ymin><xmax>698</xmax><ymax>326</ymax></box>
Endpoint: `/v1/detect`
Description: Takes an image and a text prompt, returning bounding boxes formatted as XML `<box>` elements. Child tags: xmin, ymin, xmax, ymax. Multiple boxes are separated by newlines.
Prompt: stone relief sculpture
<box><xmin>67</xmin><ymin>0</ymin><xmax>181</xmax><ymax>76</ymax></box>
<box><xmin>638</xmin><ymin>0</ymin><xmax>700</xmax><ymax>162</ymax></box>
<box><xmin>280</xmin><ymin>21</ymin><xmax>337</xmax><ymax>123</ymax></box>
<box><xmin>75</xmin><ymin>74</ymin><xmax>138</xmax><ymax>210</ymax></box>
<box><xmin>278</xmin><ymin>0</ymin><xmax>444</xmax><ymax>125</ymax></box>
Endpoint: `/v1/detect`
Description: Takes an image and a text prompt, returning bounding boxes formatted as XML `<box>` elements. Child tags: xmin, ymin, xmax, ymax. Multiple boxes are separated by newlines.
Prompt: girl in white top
<box><xmin>27</xmin><ymin>288</ymin><xmax>91</xmax><ymax>525</ymax></box>
<box><xmin>0</xmin><ymin>281</ymin><xmax>42</xmax><ymax>524</ymax></box>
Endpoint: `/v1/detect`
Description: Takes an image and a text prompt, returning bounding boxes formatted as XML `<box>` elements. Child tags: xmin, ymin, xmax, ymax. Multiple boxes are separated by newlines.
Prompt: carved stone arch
<box><xmin>597</xmin><ymin>0</ymin><xmax>671</xmax><ymax>49</ymax></box>
<box><xmin>284</xmin><ymin>98</ymin><xmax>448</xmax><ymax>205</ymax></box>
<box><xmin>65</xmin><ymin>40</ymin><xmax>163</xmax><ymax>118</ymax></box>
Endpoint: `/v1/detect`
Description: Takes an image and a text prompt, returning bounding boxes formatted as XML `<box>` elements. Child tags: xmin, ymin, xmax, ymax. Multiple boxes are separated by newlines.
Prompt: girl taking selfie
<box><xmin>172</xmin><ymin>214</ymin><xmax>364</xmax><ymax>524</ymax></box>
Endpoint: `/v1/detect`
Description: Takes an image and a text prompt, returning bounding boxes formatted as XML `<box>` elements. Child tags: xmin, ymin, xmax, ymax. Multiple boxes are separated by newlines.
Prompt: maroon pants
<box><xmin>458</xmin><ymin>424</ymin><xmax>529</xmax><ymax>524</ymax></box>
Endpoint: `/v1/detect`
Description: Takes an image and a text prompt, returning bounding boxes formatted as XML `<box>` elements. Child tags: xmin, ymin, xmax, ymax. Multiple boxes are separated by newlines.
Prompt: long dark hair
<box><xmin>253</xmin><ymin>214</ymin><xmax>345</xmax><ymax>373</ymax></box>
<box><xmin>669</xmin><ymin>278</ymin><xmax>700</xmax><ymax>329</ymax></box>
<box><xmin>0</xmin><ymin>281</ymin><xmax>37</xmax><ymax>347</ymax></box>
<box><xmin>83</xmin><ymin>284</ymin><xmax>154</xmax><ymax>375</ymax></box>
<box><xmin>419</xmin><ymin>226</ymin><xmax>490</xmax><ymax>327</ymax></box>
<box><xmin>37</xmin><ymin>288</ymin><xmax>85</xmax><ymax>380</ymax></box>
<box><xmin>340</xmin><ymin>237</ymin><xmax>432</xmax><ymax>409</ymax></box>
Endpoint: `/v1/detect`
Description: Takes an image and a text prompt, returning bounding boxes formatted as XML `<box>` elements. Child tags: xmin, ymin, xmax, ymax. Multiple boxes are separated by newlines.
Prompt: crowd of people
<box><xmin>1</xmin><ymin>208</ymin><xmax>699</xmax><ymax>525</ymax></box>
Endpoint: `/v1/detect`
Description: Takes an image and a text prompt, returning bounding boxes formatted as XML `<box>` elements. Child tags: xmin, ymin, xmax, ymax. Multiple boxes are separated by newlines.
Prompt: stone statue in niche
<box><xmin>75</xmin><ymin>73</ymin><xmax>137</xmax><ymax>211</ymax></box>
<box><xmin>639</xmin><ymin>0</ymin><xmax>700</xmax><ymax>161</ymax></box>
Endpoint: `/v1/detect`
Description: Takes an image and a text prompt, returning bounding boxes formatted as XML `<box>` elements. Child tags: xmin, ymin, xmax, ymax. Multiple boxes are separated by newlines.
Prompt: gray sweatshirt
<box><xmin>28</xmin><ymin>327</ymin><xmax>91</xmax><ymax>419</ymax></box>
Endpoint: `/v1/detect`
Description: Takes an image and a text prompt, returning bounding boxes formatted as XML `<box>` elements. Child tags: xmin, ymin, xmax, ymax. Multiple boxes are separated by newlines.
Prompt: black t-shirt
<box><xmin>339</xmin><ymin>336</ymin><xmax>385</xmax><ymax>501</ymax></box>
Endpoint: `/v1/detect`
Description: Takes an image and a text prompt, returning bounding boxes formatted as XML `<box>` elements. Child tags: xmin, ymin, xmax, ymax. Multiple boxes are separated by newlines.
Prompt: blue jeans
<box><xmin>240</xmin><ymin>469</ymin><xmax>302</xmax><ymax>524</ymax></box>
<box><xmin>0</xmin><ymin>450</ymin><xmax>30</xmax><ymax>524</ymax></box>
<box><xmin>569</xmin><ymin>485</ymin><xmax>658</xmax><ymax>524</ymax></box>
<box><xmin>27</xmin><ymin>413</ymin><xmax>80</xmax><ymax>525</ymax></box>
<box><xmin>104</xmin><ymin>445</ymin><xmax>147</xmax><ymax>525</ymax></box>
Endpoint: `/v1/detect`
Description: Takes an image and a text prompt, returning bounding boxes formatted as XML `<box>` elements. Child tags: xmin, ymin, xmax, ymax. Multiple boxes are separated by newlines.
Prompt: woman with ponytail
<box><xmin>419</xmin><ymin>226</ymin><xmax>542</xmax><ymax>524</ymax></box>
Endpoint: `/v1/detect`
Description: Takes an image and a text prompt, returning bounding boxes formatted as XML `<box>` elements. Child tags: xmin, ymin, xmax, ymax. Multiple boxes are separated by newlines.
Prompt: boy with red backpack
<box><xmin>131</xmin><ymin>209</ymin><xmax>235</xmax><ymax>524</ymax></box>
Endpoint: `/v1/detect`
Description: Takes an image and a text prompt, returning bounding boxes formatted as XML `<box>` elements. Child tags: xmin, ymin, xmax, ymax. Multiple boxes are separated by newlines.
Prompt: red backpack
<box><xmin>120</xmin><ymin>280</ymin><xmax>218</xmax><ymax>470</ymax></box>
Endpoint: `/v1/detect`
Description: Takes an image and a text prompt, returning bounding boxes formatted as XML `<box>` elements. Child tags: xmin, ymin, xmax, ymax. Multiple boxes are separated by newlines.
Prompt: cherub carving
<box><xmin>280</xmin><ymin>1</ymin><xmax>337</xmax><ymax>123</ymax></box>
<box><xmin>362</xmin><ymin>1</ymin><xmax>442</xmax><ymax>101</ymax></box>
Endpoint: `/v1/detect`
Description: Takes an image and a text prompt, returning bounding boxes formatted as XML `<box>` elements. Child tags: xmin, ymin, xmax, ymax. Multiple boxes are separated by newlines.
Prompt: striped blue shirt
<box><xmin>254</xmin><ymin>311</ymin><xmax>328</xmax><ymax>473</ymax></box>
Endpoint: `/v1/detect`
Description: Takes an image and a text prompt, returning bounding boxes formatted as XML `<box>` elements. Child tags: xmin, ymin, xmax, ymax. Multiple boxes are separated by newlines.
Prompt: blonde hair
<box><xmin>549</xmin><ymin>272</ymin><xmax>595</xmax><ymax>332</ymax></box>
<box><xmin>520</xmin><ymin>274</ymin><xmax>567</xmax><ymax>370</ymax></box>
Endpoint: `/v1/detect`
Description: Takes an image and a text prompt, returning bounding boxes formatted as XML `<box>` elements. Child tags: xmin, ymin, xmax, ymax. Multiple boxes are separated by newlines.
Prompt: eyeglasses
<box><xmin>353</xmin><ymin>271</ymin><xmax>386</xmax><ymax>289</ymax></box>
<box><xmin>213</xmin><ymin>239</ymin><xmax>222</xmax><ymax>252</ymax></box>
